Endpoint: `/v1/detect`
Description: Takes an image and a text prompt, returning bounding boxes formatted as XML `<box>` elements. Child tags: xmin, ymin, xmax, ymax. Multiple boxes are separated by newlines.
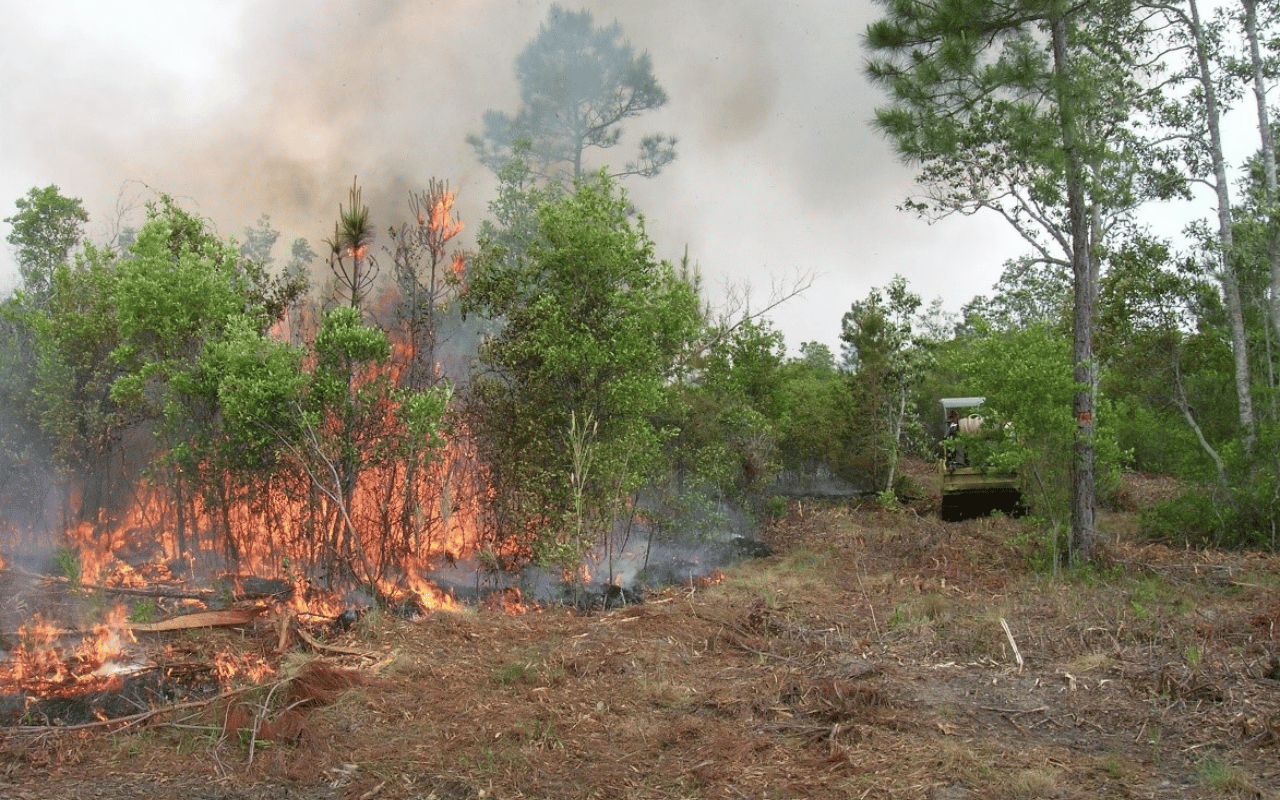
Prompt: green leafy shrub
<box><xmin>1138</xmin><ymin>491</ymin><xmax>1222</xmax><ymax>547</ymax></box>
<box><xmin>53</xmin><ymin>546</ymin><xmax>81</xmax><ymax>587</ymax></box>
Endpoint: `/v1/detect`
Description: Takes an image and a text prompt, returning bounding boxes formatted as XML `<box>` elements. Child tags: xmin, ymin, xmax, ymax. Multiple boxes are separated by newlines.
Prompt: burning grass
<box><xmin>3</xmin><ymin>488</ymin><xmax>1280</xmax><ymax>799</ymax></box>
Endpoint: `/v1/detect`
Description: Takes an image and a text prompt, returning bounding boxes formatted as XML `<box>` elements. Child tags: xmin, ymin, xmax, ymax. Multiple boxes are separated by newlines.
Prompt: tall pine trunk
<box><xmin>1188</xmin><ymin>0</ymin><xmax>1256</xmax><ymax>454</ymax></box>
<box><xmin>1052</xmin><ymin>12</ymin><xmax>1097</xmax><ymax>565</ymax></box>
<box><xmin>1244</xmin><ymin>0</ymin><xmax>1280</xmax><ymax>425</ymax></box>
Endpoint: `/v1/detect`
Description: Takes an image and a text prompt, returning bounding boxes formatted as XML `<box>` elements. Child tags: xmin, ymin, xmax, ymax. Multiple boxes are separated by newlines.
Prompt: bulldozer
<box><xmin>938</xmin><ymin>397</ymin><xmax>1024</xmax><ymax>521</ymax></box>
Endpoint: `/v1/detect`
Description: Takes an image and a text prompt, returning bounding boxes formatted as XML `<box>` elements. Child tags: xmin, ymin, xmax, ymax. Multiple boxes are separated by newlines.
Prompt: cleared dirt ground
<box><xmin>2</xmin><ymin>470</ymin><xmax>1278</xmax><ymax>799</ymax></box>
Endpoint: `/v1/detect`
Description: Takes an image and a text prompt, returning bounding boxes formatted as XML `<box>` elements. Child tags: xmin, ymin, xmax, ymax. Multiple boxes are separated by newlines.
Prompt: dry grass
<box><xmin>3</xmin><ymin>474</ymin><xmax>1280</xmax><ymax>799</ymax></box>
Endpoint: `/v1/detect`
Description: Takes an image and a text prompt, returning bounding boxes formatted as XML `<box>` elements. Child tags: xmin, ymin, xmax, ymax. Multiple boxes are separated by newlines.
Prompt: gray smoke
<box><xmin>0</xmin><ymin>0</ymin><xmax>1030</xmax><ymax>352</ymax></box>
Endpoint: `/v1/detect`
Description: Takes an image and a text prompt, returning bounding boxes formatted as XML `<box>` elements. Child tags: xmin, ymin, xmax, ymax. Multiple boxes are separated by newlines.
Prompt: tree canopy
<box><xmin>864</xmin><ymin>0</ymin><xmax>1169</xmax><ymax>563</ymax></box>
<box><xmin>9</xmin><ymin>0</ymin><xmax>1280</xmax><ymax>611</ymax></box>
<box><xmin>468</xmin><ymin>4</ymin><xmax>677</xmax><ymax>188</ymax></box>
<box><xmin>4</xmin><ymin>185</ymin><xmax>89</xmax><ymax>305</ymax></box>
<box><xmin>464</xmin><ymin>170</ymin><xmax>701</xmax><ymax>568</ymax></box>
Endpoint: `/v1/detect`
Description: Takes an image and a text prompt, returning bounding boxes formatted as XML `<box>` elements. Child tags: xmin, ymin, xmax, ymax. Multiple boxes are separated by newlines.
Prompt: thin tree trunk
<box><xmin>1189</xmin><ymin>0</ymin><xmax>1256</xmax><ymax>454</ymax></box>
<box><xmin>1052</xmin><ymin>12</ymin><xmax>1097</xmax><ymax>565</ymax></box>
<box><xmin>884</xmin><ymin>388</ymin><xmax>907</xmax><ymax>495</ymax></box>
<box><xmin>1243</xmin><ymin>0</ymin><xmax>1280</xmax><ymax>425</ymax></box>
<box><xmin>173</xmin><ymin>470</ymin><xmax>188</xmax><ymax>560</ymax></box>
<box><xmin>1174</xmin><ymin>356</ymin><xmax>1229</xmax><ymax>490</ymax></box>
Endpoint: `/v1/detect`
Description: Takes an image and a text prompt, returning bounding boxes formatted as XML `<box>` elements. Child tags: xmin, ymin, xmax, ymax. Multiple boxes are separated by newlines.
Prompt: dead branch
<box><xmin>129</xmin><ymin>607</ymin><xmax>269</xmax><ymax>633</ymax></box>
<box><xmin>294</xmin><ymin>625</ymin><xmax>381</xmax><ymax>659</ymax></box>
<box><xmin>684</xmin><ymin>268</ymin><xmax>817</xmax><ymax>365</ymax></box>
<box><xmin>0</xmin><ymin>567</ymin><xmax>217</xmax><ymax>601</ymax></box>
<box><xmin>1</xmin><ymin>606</ymin><xmax>269</xmax><ymax>638</ymax></box>
<box><xmin>0</xmin><ymin>686</ymin><xmax>253</xmax><ymax>739</ymax></box>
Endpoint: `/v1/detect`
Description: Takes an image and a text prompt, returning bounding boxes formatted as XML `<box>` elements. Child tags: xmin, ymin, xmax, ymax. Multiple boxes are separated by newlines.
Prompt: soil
<box><xmin>2</xmin><ymin>465</ymin><xmax>1278</xmax><ymax>799</ymax></box>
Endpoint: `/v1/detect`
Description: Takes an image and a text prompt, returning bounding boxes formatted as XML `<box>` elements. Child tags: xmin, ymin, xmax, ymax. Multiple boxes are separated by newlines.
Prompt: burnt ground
<box><xmin>2</xmin><ymin>467</ymin><xmax>1279</xmax><ymax>799</ymax></box>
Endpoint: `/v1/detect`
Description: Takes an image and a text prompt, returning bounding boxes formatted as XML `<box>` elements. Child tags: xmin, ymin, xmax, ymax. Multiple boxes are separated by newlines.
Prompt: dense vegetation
<box><xmin>4</xmin><ymin>1</ymin><xmax>1280</xmax><ymax>596</ymax></box>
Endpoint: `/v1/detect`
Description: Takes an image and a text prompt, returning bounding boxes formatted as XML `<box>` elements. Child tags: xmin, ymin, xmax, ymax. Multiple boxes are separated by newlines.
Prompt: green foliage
<box><xmin>1139</xmin><ymin>450</ymin><xmax>1280</xmax><ymax>551</ymax></box>
<box><xmin>1102</xmin><ymin>221</ymin><xmax>1280</xmax><ymax>549</ymax></box>
<box><xmin>841</xmin><ymin>276</ymin><xmax>940</xmax><ymax>492</ymax></box>
<box><xmin>865</xmin><ymin>0</ymin><xmax>1172</xmax><ymax>237</ymax></box>
<box><xmin>79</xmin><ymin>191</ymin><xmax>452</xmax><ymax>590</ymax></box>
<box><xmin>876</xmin><ymin>488</ymin><xmax>900</xmax><ymax>512</ymax></box>
<box><xmin>775</xmin><ymin>347</ymin><xmax>852</xmax><ymax>473</ymax></box>
<box><xmin>104</xmin><ymin>196</ymin><xmax>296</xmax><ymax>557</ymax></box>
<box><xmin>547</xmin><ymin>409</ymin><xmax>600</xmax><ymax>573</ymax></box>
<box><xmin>1096</xmin><ymin>236</ymin><xmax>1225</xmax><ymax>476</ymax></box>
<box><xmin>396</xmin><ymin>383</ymin><xmax>451</xmax><ymax>448</ymax></box>
<box><xmin>53</xmin><ymin>546</ymin><xmax>81</xmax><ymax>587</ymax></box>
<box><xmin>0</xmin><ymin>302</ymin><xmax>45</xmax><ymax>527</ymax></box>
<box><xmin>797</xmin><ymin>341</ymin><xmax>835</xmax><ymax>371</ymax></box>
<box><xmin>112</xmin><ymin>199</ymin><xmax>256</xmax><ymax>386</ymax></box>
<box><xmin>109</xmin><ymin>198</ymin><xmax>260</xmax><ymax>497</ymax></box>
<box><xmin>239</xmin><ymin>214</ymin><xmax>280</xmax><ymax>266</ymax></box>
<box><xmin>204</xmin><ymin>315</ymin><xmax>307</xmax><ymax>466</ymax></box>
<box><xmin>128</xmin><ymin>598</ymin><xmax>158</xmax><ymax>624</ymax></box>
<box><xmin>10</xmin><ymin>242</ymin><xmax>129</xmax><ymax>525</ymax></box>
<box><xmin>866</xmin><ymin>0</ymin><xmax>1173</xmax><ymax>564</ymax></box>
<box><xmin>705</xmin><ymin>318</ymin><xmax>789</xmax><ymax>424</ymax></box>
<box><xmin>661</xmin><ymin>317</ymin><xmax>795</xmax><ymax>528</ymax></box>
<box><xmin>1010</xmin><ymin>520</ymin><xmax>1069</xmax><ymax>575</ymax></box>
<box><xmin>1195</xmin><ymin>757</ymin><xmax>1255</xmax><ymax>794</ymax></box>
<box><xmin>465</xmin><ymin>171</ymin><xmax>701</xmax><ymax>564</ymax></box>
<box><xmin>468</xmin><ymin>4</ymin><xmax>676</xmax><ymax>187</ymax></box>
<box><xmin>1</xmin><ymin>189</ymin><xmax>114</xmax><ymax>528</ymax></box>
<box><xmin>491</xmin><ymin>656</ymin><xmax>565</xmax><ymax>689</ymax></box>
<box><xmin>692</xmin><ymin>318</ymin><xmax>787</xmax><ymax>510</ymax></box>
<box><xmin>948</xmin><ymin>322</ymin><xmax>1126</xmax><ymax>525</ymax></box>
<box><xmin>960</xmin><ymin>257</ymin><xmax>1071</xmax><ymax>333</ymax></box>
<box><xmin>310</xmin><ymin>305</ymin><xmax>391</xmax><ymax>407</ymax></box>
<box><xmin>324</xmin><ymin>178</ymin><xmax>377</xmax><ymax>309</ymax></box>
<box><xmin>203</xmin><ymin>297</ymin><xmax>453</xmax><ymax>590</ymax></box>
<box><xmin>470</xmin><ymin>145</ymin><xmax>559</xmax><ymax>278</ymax></box>
<box><xmin>1109</xmin><ymin>397</ymin><xmax>1189</xmax><ymax>477</ymax></box>
<box><xmin>4</xmin><ymin>185</ymin><xmax>88</xmax><ymax>304</ymax></box>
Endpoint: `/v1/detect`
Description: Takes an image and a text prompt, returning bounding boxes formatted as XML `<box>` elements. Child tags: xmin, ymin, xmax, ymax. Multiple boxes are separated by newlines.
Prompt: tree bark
<box><xmin>1243</xmin><ymin>0</ymin><xmax>1280</xmax><ymax>411</ymax></box>
<box><xmin>1051</xmin><ymin>12</ymin><xmax>1097</xmax><ymax>565</ymax></box>
<box><xmin>1189</xmin><ymin>0</ymin><xmax>1256</xmax><ymax>454</ymax></box>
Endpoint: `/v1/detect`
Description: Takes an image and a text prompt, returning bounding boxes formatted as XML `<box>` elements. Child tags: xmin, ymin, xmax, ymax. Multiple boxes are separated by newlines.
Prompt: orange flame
<box><xmin>430</xmin><ymin>193</ymin><xmax>464</xmax><ymax>241</ymax></box>
<box><xmin>53</xmin><ymin>386</ymin><xmax>490</xmax><ymax>627</ymax></box>
<box><xmin>3</xmin><ymin>605</ymin><xmax>136</xmax><ymax>690</ymax></box>
<box><xmin>483</xmin><ymin>587</ymin><xmax>530</xmax><ymax>614</ymax></box>
<box><xmin>27</xmin><ymin>182</ymin><xmax>512</xmax><ymax>653</ymax></box>
<box><xmin>212</xmin><ymin>649</ymin><xmax>275</xmax><ymax>685</ymax></box>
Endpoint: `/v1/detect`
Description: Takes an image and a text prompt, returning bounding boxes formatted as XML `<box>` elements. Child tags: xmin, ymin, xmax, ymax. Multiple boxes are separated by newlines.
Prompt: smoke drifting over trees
<box><xmin>0</xmin><ymin>0</ymin><xmax>1031</xmax><ymax>353</ymax></box>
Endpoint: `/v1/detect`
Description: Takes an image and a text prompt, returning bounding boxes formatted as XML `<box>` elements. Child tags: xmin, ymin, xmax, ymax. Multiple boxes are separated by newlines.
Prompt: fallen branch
<box><xmin>0</xmin><ymin>686</ymin><xmax>253</xmax><ymax>738</ymax></box>
<box><xmin>295</xmin><ymin>625</ymin><xmax>380</xmax><ymax>659</ymax></box>
<box><xmin>1</xmin><ymin>606</ymin><xmax>270</xmax><ymax>639</ymax></box>
<box><xmin>1</xmin><ymin>567</ymin><xmax>217</xmax><ymax>601</ymax></box>
<box><xmin>1000</xmin><ymin>617</ymin><xmax>1024</xmax><ymax>671</ymax></box>
<box><xmin>359</xmin><ymin>780</ymin><xmax>388</xmax><ymax>800</ymax></box>
<box><xmin>130</xmin><ymin>606</ymin><xmax>269</xmax><ymax>633</ymax></box>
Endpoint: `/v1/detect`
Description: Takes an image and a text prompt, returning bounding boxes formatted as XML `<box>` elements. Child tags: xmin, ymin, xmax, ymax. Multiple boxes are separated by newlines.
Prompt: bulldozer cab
<box><xmin>938</xmin><ymin>397</ymin><xmax>1023</xmax><ymax>521</ymax></box>
<box><xmin>941</xmin><ymin>397</ymin><xmax>985</xmax><ymax>468</ymax></box>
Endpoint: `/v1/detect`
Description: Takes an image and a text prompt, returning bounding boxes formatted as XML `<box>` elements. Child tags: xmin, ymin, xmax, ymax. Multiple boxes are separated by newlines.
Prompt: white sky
<box><xmin>0</xmin><ymin>0</ymin><xmax>1251</xmax><ymax>355</ymax></box>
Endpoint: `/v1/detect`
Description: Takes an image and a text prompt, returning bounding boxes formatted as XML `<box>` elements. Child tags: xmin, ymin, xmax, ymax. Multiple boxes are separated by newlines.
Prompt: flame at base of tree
<box><xmin>57</xmin><ymin>420</ymin><xmax>515</xmax><ymax>621</ymax></box>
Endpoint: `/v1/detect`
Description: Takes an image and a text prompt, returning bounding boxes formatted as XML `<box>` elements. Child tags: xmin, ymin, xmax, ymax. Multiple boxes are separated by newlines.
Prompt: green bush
<box><xmin>53</xmin><ymin>546</ymin><xmax>81</xmax><ymax>587</ymax></box>
<box><xmin>1220</xmin><ymin>470</ymin><xmax>1280</xmax><ymax>550</ymax></box>
<box><xmin>1138</xmin><ymin>491</ymin><xmax>1223</xmax><ymax>548</ymax></box>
